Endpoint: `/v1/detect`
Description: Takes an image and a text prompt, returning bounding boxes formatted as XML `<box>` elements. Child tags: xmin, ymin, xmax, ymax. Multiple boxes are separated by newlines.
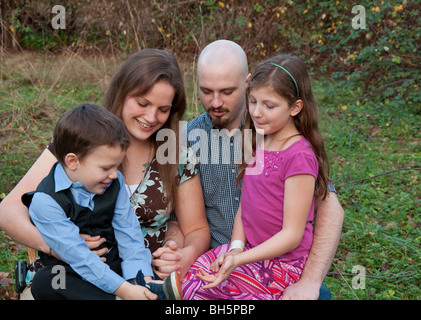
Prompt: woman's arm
<box><xmin>282</xmin><ymin>191</ymin><xmax>344</xmax><ymax>300</ymax></box>
<box><xmin>174</xmin><ymin>174</ymin><xmax>210</xmax><ymax>278</ymax></box>
<box><xmin>0</xmin><ymin>148</ymin><xmax>56</xmax><ymax>253</ymax></box>
<box><xmin>0</xmin><ymin>147</ymin><xmax>118</xmax><ymax>258</ymax></box>
<box><xmin>151</xmin><ymin>175</ymin><xmax>210</xmax><ymax>279</ymax></box>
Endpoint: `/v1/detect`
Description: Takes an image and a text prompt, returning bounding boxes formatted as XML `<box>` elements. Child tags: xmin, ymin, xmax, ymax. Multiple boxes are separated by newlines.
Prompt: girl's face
<box><xmin>121</xmin><ymin>80</ymin><xmax>175</xmax><ymax>142</ymax></box>
<box><xmin>248</xmin><ymin>86</ymin><xmax>298</xmax><ymax>138</ymax></box>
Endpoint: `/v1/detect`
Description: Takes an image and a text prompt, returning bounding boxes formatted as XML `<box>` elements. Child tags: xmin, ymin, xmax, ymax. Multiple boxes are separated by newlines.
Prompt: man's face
<box><xmin>198</xmin><ymin>63</ymin><xmax>249</xmax><ymax>131</ymax></box>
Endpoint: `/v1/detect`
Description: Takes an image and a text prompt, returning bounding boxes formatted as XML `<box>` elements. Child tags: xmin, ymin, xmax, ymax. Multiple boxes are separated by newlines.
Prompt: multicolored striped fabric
<box><xmin>181</xmin><ymin>243</ymin><xmax>307</xmax><ymax>300</ymax></box>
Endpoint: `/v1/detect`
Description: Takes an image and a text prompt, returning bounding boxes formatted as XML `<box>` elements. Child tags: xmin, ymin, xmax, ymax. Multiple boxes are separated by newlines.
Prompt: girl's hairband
<box><xmin>267</xmin><ymin>62</ymin><xmax>300</xmax><ymax>98</ymax></box>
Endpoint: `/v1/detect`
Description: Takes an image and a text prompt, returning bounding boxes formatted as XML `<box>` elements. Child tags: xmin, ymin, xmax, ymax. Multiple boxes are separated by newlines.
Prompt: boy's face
<box><xmin>70</xmin><ymin>144</ymin><xmax>125</xmax><ymax>194</ymax></box>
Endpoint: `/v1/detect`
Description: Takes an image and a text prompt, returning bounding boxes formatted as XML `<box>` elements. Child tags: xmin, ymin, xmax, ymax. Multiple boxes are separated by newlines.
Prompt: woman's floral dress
<box><xmin>130</xmin><ymin>146</ymin><xmax>198</xmax><ymax>253</ymax></box>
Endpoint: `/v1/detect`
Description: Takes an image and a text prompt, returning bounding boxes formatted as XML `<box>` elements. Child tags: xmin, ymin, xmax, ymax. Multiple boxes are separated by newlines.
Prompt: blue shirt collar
<box><xmin>54</xmin><ymin>163</ymin><xmax>75</xmax><ymax>192</ymax></box>
<box><xmin>53</xmin><ymin>163</ymin><xmax>97</xmax><ymax>210</ymax></box>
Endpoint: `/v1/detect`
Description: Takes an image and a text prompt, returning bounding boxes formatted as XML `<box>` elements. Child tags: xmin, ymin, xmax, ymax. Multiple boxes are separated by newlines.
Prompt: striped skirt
<box><xmin>181</xmin><ymin>243</ymin><xmax>307</xmax><ymax>300</ymax></box>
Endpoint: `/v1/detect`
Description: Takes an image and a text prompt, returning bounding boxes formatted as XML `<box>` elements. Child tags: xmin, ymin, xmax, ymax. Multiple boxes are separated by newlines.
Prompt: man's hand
<box><xmin>281</xmin><ymin>277</ymin><xmax>320</xmax><ymax>300</ymax></box>
<box><xmin>151</xmin><ymin>240</ymin><xmax>182</xmax><ymax>279</ymax></box>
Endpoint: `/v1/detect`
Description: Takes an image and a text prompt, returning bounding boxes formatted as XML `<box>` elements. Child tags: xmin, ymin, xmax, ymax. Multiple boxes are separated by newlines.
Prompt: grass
<box><xmin>313</xmin><ymin>77</ymin><xmax>420</xmax><ymax>300</ymax></box>
<box><xmin>0</xmin><ymin>52</ymin><xmax>419</xmax><ymax>300</ymax></box>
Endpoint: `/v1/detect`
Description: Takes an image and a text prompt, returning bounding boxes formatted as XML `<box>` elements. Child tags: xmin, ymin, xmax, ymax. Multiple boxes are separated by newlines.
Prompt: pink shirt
<box><xmin>241</xmin><ymin>138</ymin><xmax>318</xmax><ymax>262</ymax></box>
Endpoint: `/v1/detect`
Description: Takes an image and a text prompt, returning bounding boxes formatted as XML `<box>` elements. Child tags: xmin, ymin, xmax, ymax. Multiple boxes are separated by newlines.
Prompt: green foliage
<box><xmin>3</xmin><ymin>1</ymin><xmax>419</xmax><ymax>113</ymax></box>
<box><xmin>313</xmin><ymin>78</ymin><xmax>420</xmax><ymax>300</ymax></box>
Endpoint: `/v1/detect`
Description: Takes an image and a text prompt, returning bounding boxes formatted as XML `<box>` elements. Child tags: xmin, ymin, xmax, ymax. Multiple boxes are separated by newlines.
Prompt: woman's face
<box><xmin>121</xmin><ymin>80</ymin><xmax>175</xmax><ymax>143</ymax></box>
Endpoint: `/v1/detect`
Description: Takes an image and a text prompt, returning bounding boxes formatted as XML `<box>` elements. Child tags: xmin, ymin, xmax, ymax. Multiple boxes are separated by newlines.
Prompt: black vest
<box><xmin>22</xmin><ymin>163</ymin><xmax>122</xmax><ymax>275</ymax></box>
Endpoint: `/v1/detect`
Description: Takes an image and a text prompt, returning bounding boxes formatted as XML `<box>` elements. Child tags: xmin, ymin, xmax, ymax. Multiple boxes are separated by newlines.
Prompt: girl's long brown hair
<box><xmin>238</xmin><ymin>54</ymin><xmax>330</xmax><ymax>200</ymax></box>
<box><xmin>103</xmin><ymin>48</ymin><xmax>186</xmax><ymax>210</ymax></box>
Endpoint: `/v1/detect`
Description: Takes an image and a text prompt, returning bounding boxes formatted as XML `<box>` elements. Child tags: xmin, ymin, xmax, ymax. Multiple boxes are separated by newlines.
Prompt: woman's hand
<box><xmin>151</xmin><ymin>240</ymin><xmax>182</xmax><ymax>279</ymax></box>
<box><xmin>80</xmin><ymin>234</ymin><xmax>108</xmax><ymax>261</ymax></box>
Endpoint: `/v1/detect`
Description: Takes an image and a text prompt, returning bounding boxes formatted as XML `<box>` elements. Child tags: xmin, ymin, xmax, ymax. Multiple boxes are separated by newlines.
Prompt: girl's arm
<box><xmin>209</xmin><ymin>204</ymin><xmax>246</xmax><ymax>273</ymax></box>
<box><xmin>230</xmin><ymin>204</ymin><xmax>247</xmax><ymax>244</ymax></box>
<box><xmin>237</xmin><ymin>174</ymin><xmax>314</xmax><ymax>263</ymax></box>
<box><xmin>200</xmin><ymin>174</ymin><xmax>315</xmax><ymax>289</ymax></box>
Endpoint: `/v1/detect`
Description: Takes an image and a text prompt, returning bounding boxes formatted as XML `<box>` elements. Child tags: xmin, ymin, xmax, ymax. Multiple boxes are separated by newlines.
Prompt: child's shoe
<box><xmin>136</xmin><ymin>270</ymin><xmax>183</xmax><ymax>300</ymax></box>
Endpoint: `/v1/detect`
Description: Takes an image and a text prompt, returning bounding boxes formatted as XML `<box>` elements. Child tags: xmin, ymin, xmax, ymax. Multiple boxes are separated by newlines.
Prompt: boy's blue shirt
<box><xmin>29</xmin><ymin>163</ymin><xmax>153</xmax><ymax>294</ymax></box>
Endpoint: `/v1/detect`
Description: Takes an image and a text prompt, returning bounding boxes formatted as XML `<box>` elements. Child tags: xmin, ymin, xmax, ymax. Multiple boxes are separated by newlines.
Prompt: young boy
<box><xmin>22</xmin><ymin>104</ymin><xmax>182</xmax><ymax>300</ymax></box>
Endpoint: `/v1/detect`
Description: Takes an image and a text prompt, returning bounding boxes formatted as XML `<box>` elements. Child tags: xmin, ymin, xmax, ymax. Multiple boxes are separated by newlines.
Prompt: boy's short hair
<box><xmin>54</xmin><ymin>104</ymin><xmax>130</xmax><ymax>164</ymax></box>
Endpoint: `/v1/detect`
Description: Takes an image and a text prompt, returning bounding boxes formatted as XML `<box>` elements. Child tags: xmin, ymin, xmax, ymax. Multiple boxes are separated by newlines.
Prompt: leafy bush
<box><xmin>2</xmin><ymin>0</ymin><xmax>419</xmax><ymax>113</ymax></box>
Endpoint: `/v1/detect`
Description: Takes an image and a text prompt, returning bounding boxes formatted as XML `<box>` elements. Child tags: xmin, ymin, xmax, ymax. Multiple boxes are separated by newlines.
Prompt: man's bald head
<box><xmin>197</xmin><ymin>40</ymin><xmax>250</xmax><ymax>131</ymax></box>
<box><xmin>198</xmin><ymin>40</ymin><xmax>248</xmax><ymax>79</ymax></box>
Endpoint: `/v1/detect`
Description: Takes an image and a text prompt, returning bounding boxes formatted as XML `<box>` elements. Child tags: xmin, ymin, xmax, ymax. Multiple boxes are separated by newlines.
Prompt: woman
<box><xmin>0</xmin><ymin>49</ymin><xmax>210</xmax><ymax>286</ymax></box>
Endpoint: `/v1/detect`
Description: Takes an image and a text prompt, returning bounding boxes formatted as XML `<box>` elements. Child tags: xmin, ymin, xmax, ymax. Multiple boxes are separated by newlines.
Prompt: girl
<box><xmin>181</xmin><ymin>54</ymin><xmax>330</xmax><ymax>300</ymax></box>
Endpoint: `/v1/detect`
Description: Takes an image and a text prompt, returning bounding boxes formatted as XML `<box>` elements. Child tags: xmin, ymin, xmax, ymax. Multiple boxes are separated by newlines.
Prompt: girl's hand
<box><xmin>196</xmin><ymin>253</ymin><xmax>239</xmax><ymax>289</ymax></box>
<box><xmin>210</xmin><ymin>248</ymin><xmax>242</xmax><ymax>273</ymax></box>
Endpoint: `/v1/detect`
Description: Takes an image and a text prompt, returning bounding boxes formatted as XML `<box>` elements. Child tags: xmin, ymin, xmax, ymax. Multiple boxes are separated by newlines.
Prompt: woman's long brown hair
<box><xmin>103</xmin><ymin>48</ymin><xmax>186</xmax><ymax>210</ymax></box>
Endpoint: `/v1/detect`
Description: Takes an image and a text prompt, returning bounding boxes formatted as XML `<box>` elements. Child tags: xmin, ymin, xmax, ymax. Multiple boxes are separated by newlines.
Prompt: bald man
<box><xmin>196</xmin><ymin>40</ymin><xmax>250</xmax><ymax>131</ymax></box>
<box><xmin>155</xmin><ymin>40</ymin><xmax>344</xmax><ymax>300</ymax></box>
<box><xmin>187</xmin><ymin>40</ymin><xmax>251</xmax><ymax>247</ymax></box>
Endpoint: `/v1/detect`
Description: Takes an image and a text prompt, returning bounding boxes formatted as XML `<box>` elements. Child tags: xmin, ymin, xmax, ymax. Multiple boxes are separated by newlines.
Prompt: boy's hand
<box><xmin>115</xmin><ymin>282</ymin><xmax>158</xmax><ymax>300</ymax></box>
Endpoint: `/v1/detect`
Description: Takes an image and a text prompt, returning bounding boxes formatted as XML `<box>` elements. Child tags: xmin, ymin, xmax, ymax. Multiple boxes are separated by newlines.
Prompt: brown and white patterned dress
<box><xmin>128</xmin><ymin>146</ymin><xmax>198</xmax><ymax>253</ymax></box>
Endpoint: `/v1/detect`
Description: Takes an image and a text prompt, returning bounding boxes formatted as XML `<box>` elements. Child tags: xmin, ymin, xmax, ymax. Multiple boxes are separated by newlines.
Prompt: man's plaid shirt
<box><xmin>187</xmin><ymin>113</ymin><xmax>244</xmax><ymax>248</ymax></box>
